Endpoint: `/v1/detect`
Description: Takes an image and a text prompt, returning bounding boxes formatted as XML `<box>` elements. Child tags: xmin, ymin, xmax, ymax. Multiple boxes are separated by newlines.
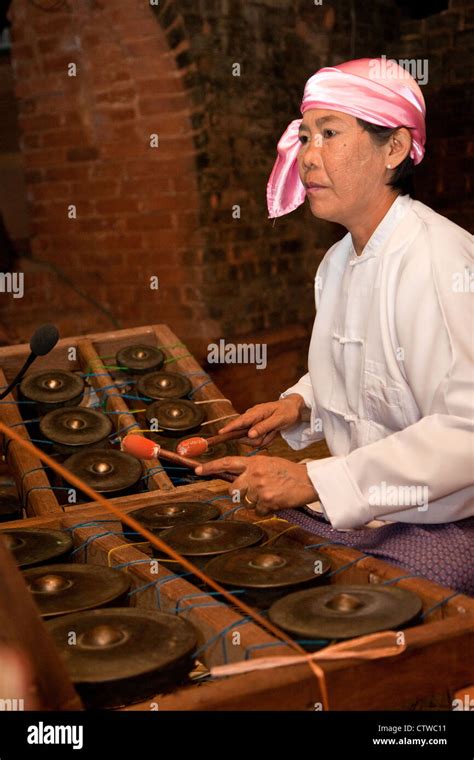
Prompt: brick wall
<box><xmin>1</xmin><ymin>0</ymin><xmax>472</xmax><ymax>408</ymax></box>
<box><xmin>5</xmin><ymin>0</ymin><xmax>214</xmax><ymax>346</ymax></box>
<box><xmin>387</xmin><ymin>0</ymin><xmax>474</xmax><ymax>231</ymax></box>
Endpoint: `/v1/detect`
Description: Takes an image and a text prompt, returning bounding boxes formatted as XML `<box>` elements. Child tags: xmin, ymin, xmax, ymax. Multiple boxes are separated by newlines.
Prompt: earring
<box><xmin>386</xmin><ymin>164</ymin><xmax>392</xmax><ymax>169</ymax></box>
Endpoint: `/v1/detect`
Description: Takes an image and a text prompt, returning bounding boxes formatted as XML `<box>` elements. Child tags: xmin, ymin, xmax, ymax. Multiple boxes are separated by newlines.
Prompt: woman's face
<box><xmin>297</xmin><ymin>108</ymin><xmax>392</xmax><ymax>226</ymax></box>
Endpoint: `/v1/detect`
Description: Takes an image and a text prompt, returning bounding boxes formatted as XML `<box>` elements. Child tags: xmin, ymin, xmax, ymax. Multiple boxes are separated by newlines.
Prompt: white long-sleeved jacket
<box><xmin>280</xmin><ymin>193</ymin><xmax>474</xmax><ymax>529</ymax></box>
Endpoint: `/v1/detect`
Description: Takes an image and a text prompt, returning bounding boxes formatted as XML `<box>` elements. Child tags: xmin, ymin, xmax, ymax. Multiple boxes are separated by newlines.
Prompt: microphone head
<box><xmin>176</xmin><ymin>437</ymin><xmax>208</xmax><ymax>457</ymax></box>
<box><xmin>121</xmin><ymin>434</ymin><xmax>159</xmax><ymax>459</ymax></box>
<box><xmin>29</xmin><ymin>324</ymin><xmax>59</xmax><ymax>356</ymax></box>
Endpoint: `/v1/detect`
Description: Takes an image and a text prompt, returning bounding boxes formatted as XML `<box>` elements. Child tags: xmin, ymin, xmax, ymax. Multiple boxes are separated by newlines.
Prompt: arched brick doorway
<box><xmin>4</xmin><ymin>0</ymin><xmax>217</xmax><ymax>354</ymax></box>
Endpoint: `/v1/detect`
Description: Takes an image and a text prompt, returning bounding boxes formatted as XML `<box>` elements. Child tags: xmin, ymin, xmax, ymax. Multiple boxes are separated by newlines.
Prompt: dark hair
<box><xmin>356</xmin><ymin>118</ymin><xmax>415</xmax><ymax>197</ymax></box>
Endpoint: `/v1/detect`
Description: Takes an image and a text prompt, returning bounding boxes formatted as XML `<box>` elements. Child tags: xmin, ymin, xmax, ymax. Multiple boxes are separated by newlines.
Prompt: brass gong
<box><xmin>137</xmin><ymin>371</ymin><xmax>192</xmax><ymax>400</ymax></box>
<box><xmin>205</xmin><ymin>546</ymin><xmax>331</xmax><ymax>589</ymax></box>
<box><xmin>0</xmin><ymin>528</ymin><xmax>73</xmax><ymax>568</ymax></box>
<box><xmin>268</xmin><ymin>584</ymin><xmax>423</xmax><ymax>641</ymax></box>
<box><xmin>126</xmin><ymin>501</ymin><xmax>221</xmax><ymax>534</ymax></box>
<box><xmin>157</xmin><ymin>520</ymin><xmax>265</xmax><ymax>559</ymax></box>
<box><xmin>146</xmin><ymin>399</ymin><xmax>205</xmax><ymax>437</ymax></box>
<box><xmin>46</xmin><ymin>608</ymin><xmax>198</xmax><ymax>708</ymax></box>
<box><xmin>39</xmin><ymin>407</ymin><xmax>113</xmax><ymax>453</ymax></box>
<box><xmin>23</xmin><ymin>563</ymin><xmax>130</xmax><ymax>618</ymax></box>
<box><xmin>63</xmin><ymin>449</ymin><xmax>143</xmax><ymax>497</ymax></box>
<box><xmin>20</xmin><ymin>370</ymin><xmax>85</xmax><ymax>414</ymax></box>
<box><xmin>116</xmin><ymin>344</ymin><xmax>165</xmax><ymax>375</ymax></box>
<box><xmin>205</xmin><ymin>546</ymin><xmax>331</xmax><ymax>608</ymax></box>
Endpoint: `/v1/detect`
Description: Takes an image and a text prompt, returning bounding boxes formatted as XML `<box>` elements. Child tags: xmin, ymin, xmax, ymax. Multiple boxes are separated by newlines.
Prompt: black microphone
<box><xmin>0</xmin><ymin>324</ymin><xmax>59</xmax><ymax>400</ymax></box>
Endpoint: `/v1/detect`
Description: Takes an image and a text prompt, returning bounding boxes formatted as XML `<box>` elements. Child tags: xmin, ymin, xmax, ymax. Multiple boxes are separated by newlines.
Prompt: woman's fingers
<box><xmin>238</xmin><ymin>430</ymin><xmax>278</xmax><ymax>448</ymax></box>
<box><xmin>247</xmin><ymin>412</ymin><xmax>283</xmax><ymax>439</ymax></box>
<box><xmin>217</xmin><ymin>409</ymin><xmax>266</xmax><ymax>436</ymax></box>
<box><xmin>194</xmin><ymin>456</ymin><xmax>249</xmax><ymax>477</ymax></box>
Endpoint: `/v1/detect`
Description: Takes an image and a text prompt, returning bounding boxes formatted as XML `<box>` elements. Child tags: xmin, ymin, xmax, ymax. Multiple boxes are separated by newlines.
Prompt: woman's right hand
<box><xmin>218</xmin><ymin>395</ymin><xmax>306</xmax><ymax>447</ymax></box>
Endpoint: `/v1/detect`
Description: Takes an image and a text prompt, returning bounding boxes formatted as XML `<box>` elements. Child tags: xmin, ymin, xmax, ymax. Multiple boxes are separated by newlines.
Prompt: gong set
<box><xmin>1</xmin><ymin>524</ymin><xmax>200</xmax><ymax>708</ymax></box>
<box><xmin>125</xmin><ymin>505</ymin><xmax>424</xmax><ymax>634</ymax></box>
<box><xmin>12</xmin><ymin>342</ymin><xmax>235</xmax><ymax>504</ymax></box>
<box><xmin>2</xmin><ymin>341</ymin><xmax>426</xmax><ymax>708</ymax></box>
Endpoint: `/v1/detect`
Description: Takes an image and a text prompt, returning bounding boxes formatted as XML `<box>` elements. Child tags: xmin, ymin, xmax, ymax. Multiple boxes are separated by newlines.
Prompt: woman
<box><xmin>195</xmin><ymin>58</ymin><xmax>474</xmax><ymax>593</ymax></box>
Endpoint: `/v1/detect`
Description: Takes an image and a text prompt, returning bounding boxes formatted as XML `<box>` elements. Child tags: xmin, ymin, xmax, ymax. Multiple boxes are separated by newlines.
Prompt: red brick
<box><xmin>59</xmin><ymin>110</ymin><xmax>84</xmax><ymax>128</ymax></box>
<box><xmin>114</xmin><ymin>20</ymin><xmax>163</xmax><ymax>39</ymax></box>
<box><xmin>124</xmin><ymin>38</ymin><xmax>171</xmax><ymax>59</ymax></box>
<box><xmin>38</xmin><ymin>37</ymin><xmax>63</xmax><ymax>55</ymax></box>
<box><xmin>21</xmin><ymin>133</ymin><xmax>41</xmax><ymax>149</ymax></box>
<box><xmin>70</xmin><ymin>180</ymin><xmax>118</xmax><ymax>199</ymax></box>
<box><xmin>19</xmin><ymin>113</ymin><xmax>62</xmax><ymax>131</ymax></box>
<box><xmin>29</xmin><ymin>182</ymin><xmax>70</xmax><ymax>201</ymax></box>
<box><xmin>140</xmin><ymin>229</ymin><xmax>193</xmax><ymax>248</ymax></box>
<box><xmin>137</xmin><ymin>192</ymin><xmax>199</xmax><ymax>213</ymax></box>
<box><xmin>124</xmin><ymin>212</ymin><xmax>174</xmax><ymax>230</ymax></box>
<box><xmin>94</xmin><ymin>198</ymin><xmax>141</xmax><ymax>215</ymax></box>
<box><xmin>74</xmin><ymin>218</ymin><xmax>123</xmax><ymax>234</ymax></box>
<box><xmin>44</xmin><ymin>166</ymin><xmax>90</xmax><ymax>182</ymax></box>
<box><xmin>24</xmin><ymin>148</ymin><xmax>67</xmax><ymax>168</ymax></box>
<box><xmin>93</xmin><ymin>233</ymin><xmax>143</xmax><ymax>252</ymax></box>
<box><xmin>99</xmin><ymin>141</ymin><xmax>149</xmax><ymax>160</ymax></box>
<box><xmin>89</xmin><ymin>163</ymin><xmax>125</xmax><ymax>181</ymax></box>
<box><xmin>67</xmin><ymin>146</ymin><xmax>99</xmax><ymax>162</ymax></box>
<box><xmin>139</xmin><ymin>94</ymin><xmax>189</xmax><ymax>115</ymax></box>
<box><xmin>96</xmin><ymin>108</ymin><xmax>137</xmax><ymax>123</ymax></box>
<box><xmin>135</xmin><ymin>77</ymin><xmax>184</xmax><ymax>95</ymax></box>
<box><xmin>40</xmin><ymin>129</ymin><xmax>90</xmax><ymax>148</ymax></box>
<box><xmin>120</xmin><ymin>179</ymin><xmax>173</xmax><ymax>196</ymax></box>
<box><xmin>95</xmin><ymin>88</ymin><xmax>136</xmax><ymax>105</ymax></box>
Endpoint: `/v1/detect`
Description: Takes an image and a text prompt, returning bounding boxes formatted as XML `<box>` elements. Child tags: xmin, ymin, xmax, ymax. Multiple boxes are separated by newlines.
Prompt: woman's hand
<box><xmin>217</xmin><ymin>395</ymin><xmax>306</xmax><ymax>448</ymax></box>
<box><xmin>195</xmin><ymin>454</ymin><xmax>318</xmax><ymax>515</ymax></box>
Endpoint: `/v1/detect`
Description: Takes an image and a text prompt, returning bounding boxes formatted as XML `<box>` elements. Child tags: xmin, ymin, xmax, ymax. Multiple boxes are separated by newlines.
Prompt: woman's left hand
<box><xmin>194</xmin><ymin>455</ymin><xmax>318</xmax><ymax>515</ymax></box>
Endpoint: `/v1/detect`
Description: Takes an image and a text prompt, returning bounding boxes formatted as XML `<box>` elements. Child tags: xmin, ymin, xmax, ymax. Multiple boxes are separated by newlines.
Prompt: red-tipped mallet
<box><xmin>121</xmin><ymin>434</ymin><xmax>235</xmax><ymax>482</ymax></box>
<box><xmin>176</xmin><ymin>429</ymin><xmax>249</xmax><ymax>457</ymax></box>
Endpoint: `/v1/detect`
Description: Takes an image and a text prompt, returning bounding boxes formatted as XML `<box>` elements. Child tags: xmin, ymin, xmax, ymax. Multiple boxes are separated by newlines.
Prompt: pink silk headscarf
<box><xmin>267</xmin><ymin>58</ymin><xmax>426</xmax><ymax>218</ymax></box>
